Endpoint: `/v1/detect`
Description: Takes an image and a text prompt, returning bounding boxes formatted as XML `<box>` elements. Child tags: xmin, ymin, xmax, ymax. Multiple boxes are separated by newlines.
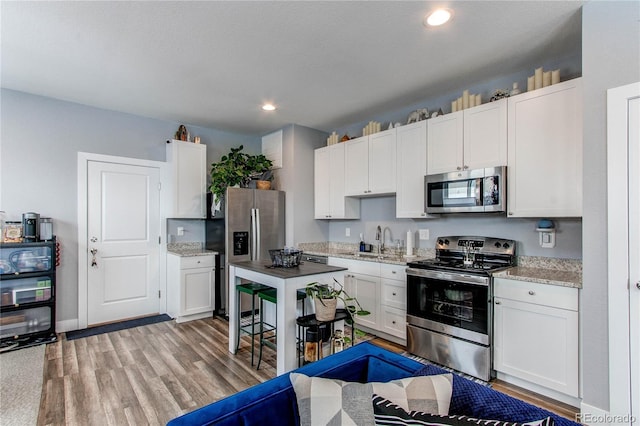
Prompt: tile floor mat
<box><xmin>401</xmin><ymin>351</ymin><xmax>492</xmax><ymax>387</ymax></box>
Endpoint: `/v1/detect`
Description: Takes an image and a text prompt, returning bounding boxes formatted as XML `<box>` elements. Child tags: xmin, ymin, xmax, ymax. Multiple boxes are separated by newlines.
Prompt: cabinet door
<box><xmin>427</xmin><ymin>111</ymin><xmax>463</xmax><ymax>174</ymax></box>
<box><xmin>463</xmin><ymin>98</ymin><xmax>508</xmax><ymax>170</ymax></box>
<box><xmin>494</xmin><ymin>297</ymin><xmax>579</xmax><ymax>397</ymax></box>
<box><xmin>314</xmin><ymin>147</ymin><xmax>331</xmax><ymax>218</ymax></box>
<box><xmin>167</xmin><ymin>140</ymin><xmax>207</xmax><ymax>218</ymax></box>
<box><xmin>380</xmin><ymin>305</ymin><xmax>406</xmax><ymax>339</ymax></box>
<box><xmin>346</xmin><ymin>272</ymin><xmax>379</xmax><ymax>330</ymax></box>
<box><xmin>368</xmin><ymin>128</ymin><xmax>397</xmax><ymax>194</ymax></box>
<box><xmin>507</xmin><ymin>78</ymin><xmax>583</xmax><ymax>217</ymax></box>
<box><xmin>344</xmin><ymin>136</ymin><xmax>370</xmax><ymax>196</ymax></box>
<box><xmin>396</xmin><ymin>121</ymin><xmax>428</xmax><ymax>218</ymax></box>
<box><xmin>181</xmin><ymin>267</ymin><xmax>214</xmax><ymax>316</ymax></box>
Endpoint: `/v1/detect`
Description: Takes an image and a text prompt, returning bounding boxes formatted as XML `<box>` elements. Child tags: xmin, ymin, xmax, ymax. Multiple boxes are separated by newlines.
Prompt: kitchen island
<box><xmin>228</xmin><ymin>260</ymin><xmax>347</xmax><ymax>375</ymax></box>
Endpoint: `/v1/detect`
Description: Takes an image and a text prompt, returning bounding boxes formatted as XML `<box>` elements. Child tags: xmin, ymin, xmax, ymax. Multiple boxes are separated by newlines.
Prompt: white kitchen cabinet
<box><xmin>507</xmin><ymin>78</ymin><xmax>582</xmax><ymax>217</ymax></box>
<box><xmin>427</xmin><ymin>99</ymin><xmax>507</xmax><ymax>174</ymax></box>
<box><xmin>344</xmin><ymin>129</ymin><xmax>397</xmax><ymax>196</ymax></box>
<box><xmin>167</xmin><ymin>253</ymin><xmax>215</xmax><ymax>323</ymax></box>
<box><xmin>493</xmin><ymin>277</ymin><xmax>579</xmax><ymax>400</ymax></box>
<box><xmin>379</xmin><ymin>263</ymin><xmax>407</xmax><ymax>339</ymax></box>
<box><xmin>328</xmin><ymin>257</ymin><xmax>407</xmax><ymax>342</ymax></box>
<box><xmin>396</xmin><ymin>121</ymin><xmax>431</xmax><ymax>218</ymax></box>
<box><xmin>314</xmin><ymin>144</ymin><xmax>360</xmax><ymax>219</ymax></box>
<box><xmin>166</xmin><ymin>140</ymin><xmax>207</xmax><ymax>218</ymax></box>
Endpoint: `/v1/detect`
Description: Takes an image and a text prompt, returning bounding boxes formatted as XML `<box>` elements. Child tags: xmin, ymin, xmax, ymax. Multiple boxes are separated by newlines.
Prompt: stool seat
<box><xmin>256</xmin><ymin>288</ymin><xmax>308</xmax><ymax>370</ymax></box>
<box><xmin>236</xmin><ymin>282</ymin><xmax>272</xmax><ymax>366</ymax></box>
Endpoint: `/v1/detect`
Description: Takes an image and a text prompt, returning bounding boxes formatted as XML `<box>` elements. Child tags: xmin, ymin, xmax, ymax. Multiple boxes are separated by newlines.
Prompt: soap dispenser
<box><xmin>359</xmin><ymin>233</ymin><xmax>365</xmax><ymax>252</ymax></box>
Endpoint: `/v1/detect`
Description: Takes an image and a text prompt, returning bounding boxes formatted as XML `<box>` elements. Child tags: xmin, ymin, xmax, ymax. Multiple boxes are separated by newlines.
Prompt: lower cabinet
<box><xmin>167</xmin><ymin>253</ymin><xmax>215</xmax><ymax>323</ymax></box>
<box><xmin>493</xmin><ymin>278</ymin><xmax>579</xmax><ymax>401</ymax></box>
<box><xmin>329</xmin><ymin>257</ymin><xmax>406</xmax><ymax>343</ymax></box>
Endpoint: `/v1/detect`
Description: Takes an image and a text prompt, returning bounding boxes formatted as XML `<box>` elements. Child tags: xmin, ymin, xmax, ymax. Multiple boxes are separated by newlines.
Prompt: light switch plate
<box><xmin>419</xmin><ymin>229</ymin><xmax>429</xmax><ymax>240</ymax></box>
<box><xmin>345</xmin><ymin>227</ymin><xmax>350</xmax><ymax>237</ymax></box>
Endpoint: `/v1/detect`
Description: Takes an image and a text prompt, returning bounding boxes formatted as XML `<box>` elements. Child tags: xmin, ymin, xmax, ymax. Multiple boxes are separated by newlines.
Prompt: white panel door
<box><xmin>629</xmin><ymin>96</ymin><xmax>640</xmax><ymax>426</ymax></box>
<box><xmin>87</xmin><ymin>161</ymin><xmax>161</xmax><ymax>325</ymax></box>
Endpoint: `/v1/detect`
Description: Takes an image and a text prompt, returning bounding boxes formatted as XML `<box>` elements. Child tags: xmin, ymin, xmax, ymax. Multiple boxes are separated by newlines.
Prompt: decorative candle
<box><xmin>469</xmin><ymin>95</ymin><xmax>476</xmax><ymax>108</ymax></box>
<box><xmin>534</xmin><ymin>67</ymin><xmax>543</xmax><ymax>89</ymax></box>
<box><xmin>475</xmin><ymin>94</ymin><xmax>481</xmax><ymax>105</ymax></box>
<box><xmin>457</xmin><ymin>97</ymin><xmax>463</xmax><ymax>111</ymax></box>
<box><xmin>527</xmin><ymin>75</ymin><xmax>535</xmax><ymax>91</ymax></box>
<box><xmin>462</xmin><ymin>90</ymin><xmax>470</xmax><ymax>109</ymax></box>
<box><xmin>452</xmin><ymin>100</ymin><xmax>458</xmax><ymax>112</ymax></box>
<box><xmin>552</xmin><ymin>69</ymin><xmax>560</xmax><ymax>85</ymax></box>
<box><xmin>543</xmin><ymin>71</ymin><xmax>551</xmax><ymax>87</ymax></box>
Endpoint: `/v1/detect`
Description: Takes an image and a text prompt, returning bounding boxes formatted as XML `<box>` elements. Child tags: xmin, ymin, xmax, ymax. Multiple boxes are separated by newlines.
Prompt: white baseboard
<box><xmin>578</xmin><ymin>403</ymin><xmax>636</xmax><ymax>426</ymax></box>
<box><xmin>56</xmin><ymin>318</ymin><xmax>79</xmax><ymax>333</ymax></box>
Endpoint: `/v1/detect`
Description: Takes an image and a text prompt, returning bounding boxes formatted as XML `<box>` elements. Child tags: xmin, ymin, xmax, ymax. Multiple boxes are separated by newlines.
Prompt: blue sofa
<box><xmin>168</xmin><ymin>342</ymin><xmax>579</xmax><ymax>426</ymax></box>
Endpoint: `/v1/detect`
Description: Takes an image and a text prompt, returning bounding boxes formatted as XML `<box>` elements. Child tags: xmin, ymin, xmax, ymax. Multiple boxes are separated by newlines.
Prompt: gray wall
<box><xmin>581</xmin><ymin>1</ymin><xmax>640</xmax><ymax>412</ymax></box>
<box><xmin>0</xmin><ymin>89</ymin><xmax>259</xmax><ymax>323</ymax></box>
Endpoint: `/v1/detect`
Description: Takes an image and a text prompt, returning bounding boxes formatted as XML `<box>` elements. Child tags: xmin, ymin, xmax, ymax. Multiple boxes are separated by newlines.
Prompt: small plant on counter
<box><xmin>305</xmin><ymin>278</ymin><xmax>370</xmax><ymax>324</ymax></box>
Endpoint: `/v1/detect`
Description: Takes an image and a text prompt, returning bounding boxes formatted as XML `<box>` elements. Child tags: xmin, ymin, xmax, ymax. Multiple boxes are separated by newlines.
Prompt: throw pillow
<box><xmin>289</xmin><ymin>372</ymin><xmax>453</xmax><ymax>426</ymax></box>
<box><xmin>372</xmin><ymin>394</ymin><xmax>556</xmax><ymax>426</ymax></box>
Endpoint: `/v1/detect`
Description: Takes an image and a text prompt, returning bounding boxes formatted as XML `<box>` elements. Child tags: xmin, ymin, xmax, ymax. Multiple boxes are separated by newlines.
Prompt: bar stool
<box><xmin>256</xmin><ymin>288</ymin><xmax>307</xmax><ymax>370</ymax></box>
<box><xmin>236</xmin><ymin>282</ymin><xmax>271</xmax><ymax>366</ymax></box>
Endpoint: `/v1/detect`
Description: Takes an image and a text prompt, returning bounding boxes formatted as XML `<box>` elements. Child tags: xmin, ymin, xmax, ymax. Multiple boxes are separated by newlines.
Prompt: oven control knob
<box><xmin>502</xmin><ymin>243</ymin><xmax>510</xmax><ymax>249</ymax></box>
<box><xmin>444</xmin><ymin>239</ymin><xmax>449</xmax><ymax>246</ymax></box>
<box><xmin>438</xmin><ymin>239</ymin><xmax>444</xmax><ymax>245</ymax></box>
<box><xmin>494</xmin><ymin>242</ymin><xmax>502</xmax><ymax>248</ymax></box>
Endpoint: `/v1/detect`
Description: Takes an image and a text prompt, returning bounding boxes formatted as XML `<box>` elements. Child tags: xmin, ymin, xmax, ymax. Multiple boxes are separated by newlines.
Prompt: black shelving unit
<box><xmin>0</xmin><ymin>237</ymin><xmax>57</xmax><ymax>352</ymax></box>
<box><xmin>296</xmin><ymin>309</ymin><xmax>355</xmax><ymax>366</ymax></box>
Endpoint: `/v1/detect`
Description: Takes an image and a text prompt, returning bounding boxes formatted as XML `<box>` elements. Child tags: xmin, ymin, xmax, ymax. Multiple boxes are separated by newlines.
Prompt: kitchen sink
<box><xmin>353</xmin><ymin>251</ymin><xmax>399</xmax><ymax>260</ymax></box>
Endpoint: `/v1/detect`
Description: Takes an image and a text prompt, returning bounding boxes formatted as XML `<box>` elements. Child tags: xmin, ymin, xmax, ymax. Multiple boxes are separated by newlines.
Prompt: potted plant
<box><xmin>305</xmin><ymin>278</ymin><xmax>370</xmax><ymax>323</ymax></box>
<box><xmin>209</xmin><ymin>145</ymin><xmax>274</xmax><ymax>210</ymax></box>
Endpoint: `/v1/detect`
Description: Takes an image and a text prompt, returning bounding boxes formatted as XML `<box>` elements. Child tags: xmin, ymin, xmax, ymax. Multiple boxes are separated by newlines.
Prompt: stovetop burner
<box><xmin>407</xmin><ymin>236</ymin><xmax>516</xmax><ymax>275</ymax></box>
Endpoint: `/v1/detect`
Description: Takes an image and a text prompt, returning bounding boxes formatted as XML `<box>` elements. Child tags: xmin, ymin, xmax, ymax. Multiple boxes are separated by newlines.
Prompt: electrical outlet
<box><xmin>419</xmin><ymin>229</ymin><xmax>429</xmax><ymax>240</ymax></box>
<box><xmin>177</xmin><ymin>227</ymin><xmax>184</xmax><ymax>236</ymax></box>
<box><xmin>345</xmin><ymin>227</ymin><xmax>351</xmax><ymax>237</ymax></box>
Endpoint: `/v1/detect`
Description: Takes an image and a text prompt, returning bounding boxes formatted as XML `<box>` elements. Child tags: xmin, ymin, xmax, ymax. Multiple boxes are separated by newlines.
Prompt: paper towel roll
<box><xmin>406</xmin><ymin>230</ymin><xmax>414</xmax><ymax>256</ymax></box>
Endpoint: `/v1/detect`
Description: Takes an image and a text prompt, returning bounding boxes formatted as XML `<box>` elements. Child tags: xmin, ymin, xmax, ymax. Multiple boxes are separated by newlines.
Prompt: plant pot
<box><xmin>256</xmin><ymin>180</ymin><xmax>271</xmax><ymax>190</ymax></box>
<box><xmin>314</xmin><ymin>297</ymin><xmax>337</xmax><ymax>321</ymax></box>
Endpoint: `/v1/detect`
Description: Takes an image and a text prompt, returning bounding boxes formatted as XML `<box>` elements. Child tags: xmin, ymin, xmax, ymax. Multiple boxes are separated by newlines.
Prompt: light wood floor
<box><xmin>38</xmin><ymin>317</ymin><xmax>578</xmax><ymax>425</ymax></box>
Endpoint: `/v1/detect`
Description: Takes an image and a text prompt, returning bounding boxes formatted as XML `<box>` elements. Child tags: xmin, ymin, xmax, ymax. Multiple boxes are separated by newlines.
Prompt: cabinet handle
<box><xmin>508</xmin><ymin>212</ymin><xmax>514</xmax><ymax>216</ymax></box>
<box><xmin>528</xmin><ymin>290</ymin><xmax>535</xmax><ymax>295</ymax></box>
<box><xmin>391</xmin><ymin>271</ymin><xmax>396</xmax><ymax>274</ymax></box>
<box><xmin>636</xmin><ymin>282</ymin><xmax>640</xmax><ymax>290</ymax></box>
<box><xmin>392</xmin><ymin>292</ymin><xmax>397</xmax><ymax>296</ymax></box>
<box><xmin>463</xmin><ymin>165</ymin><xmax>469</xmax><ymax>170</ymax></box>
<box><xmin>392</xmin><ymin>320</ymin><xmax>396</xmax><ymax>324</ymax></box>
<box><xmin>495</xmin><ymin>300</ymin><xmax>501</xmax><ymax>305</ymax></box>
<box><xmin>457</xmin><ymin>166</ymin><xmax>462</xmax><ymax>171</ymax></box>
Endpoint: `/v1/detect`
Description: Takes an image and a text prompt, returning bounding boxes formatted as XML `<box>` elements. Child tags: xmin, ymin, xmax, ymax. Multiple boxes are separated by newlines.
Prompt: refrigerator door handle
<box><xmin>255</xmin><ymin>208</ymin><xmax>261</xmax><ymax>260</ymax></box>
<box><xmin>251</xmin><ymin>208</ymin><xmax>258</xmax><ymax>260</ymax></box>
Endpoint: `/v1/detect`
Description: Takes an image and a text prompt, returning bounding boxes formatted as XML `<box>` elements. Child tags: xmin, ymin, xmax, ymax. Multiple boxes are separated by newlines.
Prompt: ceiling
<box><xmin>1</xmin><ymin>1</ymin><xmax>583</xmax><ymax>136</ymax></box>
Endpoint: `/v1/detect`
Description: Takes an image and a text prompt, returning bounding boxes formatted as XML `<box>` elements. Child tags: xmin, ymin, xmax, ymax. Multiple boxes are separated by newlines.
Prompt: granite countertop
<box><xmin>167</xmin><ymin>242</ymin><xmax>217</xmax><ymax>257</ymax></box>
<box><xmin>301</xmin><ymin>248</ymin><xmax>431</xmax><ymax>266</ymax></box>
<box><xmin>492</xmin><ymin>267</ymin><xmax>582</xmax><ymax>289</ymax></box>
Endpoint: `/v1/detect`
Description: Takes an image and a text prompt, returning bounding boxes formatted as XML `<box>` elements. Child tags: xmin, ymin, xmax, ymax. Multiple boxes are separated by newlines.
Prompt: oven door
<box><xmin>406</xmin><ymin>269</ymin><xmax>490</xmax><ymax>345</ymax></box>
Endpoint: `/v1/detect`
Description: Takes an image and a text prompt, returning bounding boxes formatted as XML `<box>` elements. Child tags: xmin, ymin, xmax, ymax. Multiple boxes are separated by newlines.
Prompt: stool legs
<box><xmin>236</xmin><ymin>290</ymin><xmax>258</xmax><ymax>366</ymax></box>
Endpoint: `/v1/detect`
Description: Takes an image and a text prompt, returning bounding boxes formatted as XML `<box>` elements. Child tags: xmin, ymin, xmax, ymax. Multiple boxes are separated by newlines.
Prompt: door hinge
<box><xmin>159</xmin><ymin>236</ymin><xmax>161</xmax><ymax>244</ymax></box>
<box><xmin>158</xmin><ymin>182</ymin><xmax>162</xmax><ymax>191</ymax></box>
<box><xmin>158</xmin><ymin>290</ymin><xmax>161</xmax><ymax>299</ymax></box>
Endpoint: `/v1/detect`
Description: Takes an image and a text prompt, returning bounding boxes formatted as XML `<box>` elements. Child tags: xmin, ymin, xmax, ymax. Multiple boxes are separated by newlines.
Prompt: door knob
<box><xmin>636</xmin><ymin>281</ymin><xmax>640</xmax><ymax>290</ymax></box>
<box><xmin>91</xmin><ymin>237</ymin><xmax>97</xmax><ymax>243</ymax></box>
<box><xmin>90</xmin><ymin>248</ymin><xmax>98</xmax><ymax>267</ymax></box>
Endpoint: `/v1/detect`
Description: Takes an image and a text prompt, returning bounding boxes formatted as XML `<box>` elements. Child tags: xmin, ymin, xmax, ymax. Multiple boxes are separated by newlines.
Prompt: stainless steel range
<box><xmin>406</xmin><ymin>236</ymin><xmax>515</xmax><ymax>381</ymax></box>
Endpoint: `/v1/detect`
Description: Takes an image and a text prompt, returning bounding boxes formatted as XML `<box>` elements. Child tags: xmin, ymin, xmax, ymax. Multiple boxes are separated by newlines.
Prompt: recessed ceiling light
<box><xmin>425</xmin><ymin>8</ymin><xmax>452</xmax><ymax>27</ymax></box>
<box><xmin>262</xmin><ymin>103</ymin><xmax>276</xmax><ymax>111</ymax></box>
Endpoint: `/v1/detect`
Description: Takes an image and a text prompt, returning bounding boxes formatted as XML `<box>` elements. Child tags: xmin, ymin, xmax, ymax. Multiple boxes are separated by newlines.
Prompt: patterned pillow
<box><xmin>372</xmin><ymin>394</ymin><xmax>556</xmax><ymax>426</ymax></box>
<box><xmin>289</xmin><ymin>372</ymin><xmax>453</xmax><ymax>426</ymax></box>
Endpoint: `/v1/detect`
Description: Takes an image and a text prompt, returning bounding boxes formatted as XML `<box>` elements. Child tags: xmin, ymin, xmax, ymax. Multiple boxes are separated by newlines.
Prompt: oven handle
<box><xmin>406</xmin><ymin>267</ymin><xmax>490</xmax><ymax>286</ymax></box>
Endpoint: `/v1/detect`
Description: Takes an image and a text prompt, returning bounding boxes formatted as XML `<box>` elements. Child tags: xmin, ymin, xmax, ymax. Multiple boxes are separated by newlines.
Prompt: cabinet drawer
<box><xmin>380</xmin><ymin>263</ymin><xmax>406</xmax><ymax>281</ymax></box>
<box><xmin>381</xmin><ymin>281</ymin><xmax>406</xmax><ymax>310</ymax></box>
<box><xmin>180</xmin><ymin>255</ymin><xmax>215</xmax><ymax>270</ymax></box>
<box><xmin>380</xmin><ymin>306</ymin><xmax>406</xmax><ymax>338</ymax></box>
<box><xmin>494</xmin><ymin>278</ymin><xmax>578</xmax><ymax>311</ymax></box>
<box><xmin>329</xmin><ymin>258</ymin><xmax>380</xmax><ymax>276</ymax></box>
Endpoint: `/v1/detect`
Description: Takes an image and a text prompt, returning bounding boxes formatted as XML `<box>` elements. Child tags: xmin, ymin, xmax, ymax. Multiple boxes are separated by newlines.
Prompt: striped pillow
<box><xmin>372</xmin><ymin>394</ymin><xmax>556</xmax><ymax>426</ymax></box>
<box><xmin>289</xmin><ymin>372</ymin><xmax>453</xmax><ymax>426</ymax></box>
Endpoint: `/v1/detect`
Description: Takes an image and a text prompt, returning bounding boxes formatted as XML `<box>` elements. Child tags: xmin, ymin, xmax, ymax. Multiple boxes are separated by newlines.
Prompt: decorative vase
<box><xmin>256</xmin><ymin>180</ymin><xmax>271</xmax><ymax>190</ymax></box>
<box><xmin>314</xmin><ymin>298</ymin><xmax>337</xmax><ymax>321</ymax></box>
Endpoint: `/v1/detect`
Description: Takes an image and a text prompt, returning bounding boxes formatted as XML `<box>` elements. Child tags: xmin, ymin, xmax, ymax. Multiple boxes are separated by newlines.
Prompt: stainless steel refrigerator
<box><xmin>209</xmin><ymin>187</ymin><xmax>285</xmax><ymax>315</ymax></box>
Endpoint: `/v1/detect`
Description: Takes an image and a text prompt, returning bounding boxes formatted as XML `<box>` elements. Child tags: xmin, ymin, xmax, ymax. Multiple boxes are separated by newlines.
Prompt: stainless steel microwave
<box><xmin>425</xmin><ymin>166</ymin><xmax>506</xmax><ymax>214</ymax></box>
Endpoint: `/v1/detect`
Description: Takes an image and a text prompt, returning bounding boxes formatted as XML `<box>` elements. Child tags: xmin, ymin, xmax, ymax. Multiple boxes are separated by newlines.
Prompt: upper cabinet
<box><xmin>166</xmin><ymin>140</ymin><xmax>207</xmax><ymax>218</ymax></box>
<box><xmin>314</xmin><ymin>144</ymin><xmax>360</xmax><ymax>219</ymax></box>
<box><xmin>396</xmin><ymin>120</ymin><xmax>430</xmax><ymax>218</ymax></box>
<box><xmin>344</xmin><ymin>128</ymin><xmax>397</xmax><ymax>196</ymax></box>
<box><xmin>507</xmin><ymin>78</ymin><xmax>582</xmax><ymax>217</ymax></box>
<box><xmin>427</xmin><ymin>98</ymin><xmax>508</xmax><ymax>174</ymax></box>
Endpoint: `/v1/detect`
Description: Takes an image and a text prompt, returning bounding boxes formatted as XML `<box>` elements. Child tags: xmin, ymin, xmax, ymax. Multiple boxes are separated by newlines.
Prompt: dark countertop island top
<box><xmin>229</xmin><ymin>260</ymin><xmax>347</xmax><ymax>280</ymax></box>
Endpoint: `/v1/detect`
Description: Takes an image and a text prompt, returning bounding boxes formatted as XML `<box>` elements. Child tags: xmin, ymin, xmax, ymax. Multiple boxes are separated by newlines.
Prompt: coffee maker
<box><xmin>22</xmin><ymin>212</ymin><xmax>40</xmax><ymax>242</ymax></box>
